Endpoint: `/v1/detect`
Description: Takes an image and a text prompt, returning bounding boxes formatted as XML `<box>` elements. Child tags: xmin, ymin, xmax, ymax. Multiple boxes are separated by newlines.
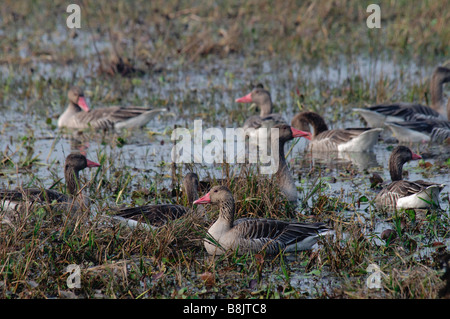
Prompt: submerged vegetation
<box><xmin>0</xmin><ymin>0</ymin><xmax>449</xmax><ymax>300</ymax></box>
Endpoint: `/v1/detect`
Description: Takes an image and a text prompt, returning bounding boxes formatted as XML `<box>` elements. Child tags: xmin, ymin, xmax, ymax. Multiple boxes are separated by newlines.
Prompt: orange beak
<box><xmin>235</xmin><ymin>92</ymin><xmax>253</xmax><ymax>103</ymax></box>
<box><xmin>86</xmin><ymin>159</ymin><xmax>101</xmax><ymax>168</ymax></box>
<box><xmin>77</xmin><ymin>96</ymin><xmax>90</xmax><ymax>112</ymax></box>
<box><xmin>193</xmin><ymin>192</ymin><xmax>211</xmax><ymax>204</ymax></box>
<box><xmin>291</xmin><ymin>127</ymin><xmax>312</xmax><ymax>140</ymax></box>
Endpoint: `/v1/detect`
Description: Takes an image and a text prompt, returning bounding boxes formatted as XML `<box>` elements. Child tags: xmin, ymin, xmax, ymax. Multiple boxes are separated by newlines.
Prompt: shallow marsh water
<box><xmin>1</xmin><ymin>47</ymin><xmax>449</xmax><ymax>297</ymax></box>
<box><xmin>1</xmin><ymin>56</ymin><xmax>448</xmax><ymax>203</ymax></box>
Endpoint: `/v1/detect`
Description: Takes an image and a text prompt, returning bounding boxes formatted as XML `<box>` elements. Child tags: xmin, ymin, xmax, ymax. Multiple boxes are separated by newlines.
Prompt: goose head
<box><xmin>193</xmin><ymin>185</ymin><xmax>233</xmax><ymax>206</ymax></box>
<box><xmin>65</xmin><ymin>153</ymin><xmax>100</xmax><ymax>172</ymax></box>
<box><xmin>64</xmin><ymin>153</ymin><xmax>100</xmax><ymax>195</ymax></box>
<box><xmin>236</xmin><ymin>87</ymin><xmax>273</xmax><ymax>117</ymax></box>
<box><xmin>388</xmin><ymin>146</ymin><xmax>422</xmax><ymax>181</ymax></box>
<box><xmin>291</xmin><ymin>111</ymin><xmax>329</xmax><ymax>139</ymax></box>
<box><xmin>272</xmin><ymin>123</ymin><xmax>311</xmax><ymax>144</ymax></box>
<box><xmin>68</xmin><ymin>87</ymin><xmax>90</xmax><ymax>112</ymax></box>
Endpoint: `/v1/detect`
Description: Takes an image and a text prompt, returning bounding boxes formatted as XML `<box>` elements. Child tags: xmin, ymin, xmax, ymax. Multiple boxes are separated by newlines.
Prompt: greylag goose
<box><xmin>385</xmin><ymin>117</ymin><xmax>450</xmax><ymax>143</ymax></box>
<box><xmin>112</xmin><ymin>173</ymin><xmax>200</xmax><ymax>229</ymax></box>
<box><xmin>193</xmin><ymin>185</ymin><xmax>332</xmax><ymax>255</ymax></box>
<box><xmin>0</xmin><ymin>153</ymin><xmax>100</xmax><ymax>215</ymax></box>
<box><xmin>291</xmin><ymin>111</ymin><xmax>383</xmax><ymax>152</ymax></box>
<box><xmin>271</xmin><ymin>124</ymin><xmax>310</xmax><ymax>203</ymax></box>
<box><xmin>236</xmin><ymin>86</ymin><xmax>287</xmax><ymax>132</ymax></box>
<box><xmin>58</xmin><ymin>87</ymin><xmax>166</xmax><ymax>130</ymax></box>
<box><xmin>353</xmin><ymin>66</ymin><xmax>450</xmax><ymax>127</ymax></box>
<box><xmin>375</xmin><ymin>146</ymin><xmax>445</xmax><ymax>210</ymax></box>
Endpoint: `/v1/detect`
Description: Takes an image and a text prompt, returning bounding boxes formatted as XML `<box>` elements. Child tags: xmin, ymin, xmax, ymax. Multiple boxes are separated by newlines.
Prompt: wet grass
<box><xmin>1</xmin><ymin>0</ymin><xmax>450</xmax><ymax>300</ymax></box>
<box><xmin>1</xmin><ymin>140</ymin><xmax>449</xmax><ymax>299</ymax></box>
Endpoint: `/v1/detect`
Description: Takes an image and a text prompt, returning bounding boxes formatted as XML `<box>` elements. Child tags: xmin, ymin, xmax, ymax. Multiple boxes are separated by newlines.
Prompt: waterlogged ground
<box><xmin>0</xmin><ymin>1</ymin><xmax>449</xmax><ymax>299</ymax></box>
<box><xmin>1</xmin><ymin>56</ymin><xmax>449</xmax><ymax>298</ymax></box>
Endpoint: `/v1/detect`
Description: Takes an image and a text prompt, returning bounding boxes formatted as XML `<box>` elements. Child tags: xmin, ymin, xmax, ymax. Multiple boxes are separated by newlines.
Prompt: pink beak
<box><xmin>411</xmin><ymin>152</ymin><xmax>422</xmax><ymax>160</ymax></box>
<box><xmin>193</xmin><ymin>192</ymin><xmax>211</xmax><ymax>205</ymax></box>
<box><xmin>77</xmin><ymin>96</ymin><xmax>90</xmax><ymax>112</ymax></box>
<box><xmin>86</xmin><ymin>159</ymin><xmax>101</xmax><ymax>168</ymax></box>
<box><xmin>235</xmin><ymin>92</ymin><xmax>253</xmax><ymax>103</ymax></box>
<box><xmin>291</xmin><ymin>127</ymin><xmax>312</xmax><ymax>140</ymax></box>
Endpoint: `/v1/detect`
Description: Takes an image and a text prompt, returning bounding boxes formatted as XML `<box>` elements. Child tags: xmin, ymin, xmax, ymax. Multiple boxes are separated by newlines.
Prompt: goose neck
<box><xmin>65</xmin><ymin>167</ymin><xmax>81</xmax><ymax>196</ymax></box>
<box><xmin>430</xmin><ymin>75</ymin><xmax>444</xmax><ymax>112</ymax></box>
<box><xmin>259</xmin><ymin>101</ymin><xmax>273</xmax><ymax>117</ymax></box>
<box><xmin>300</xmin><ymin>113</ymin><xmax>328</xmax><ymax>137</ymax></box>
<box><xmin>275</xmin><ymin>139</ymin><xmax>287</xmax><ymax>175</ymax></box>
<box><xmin>184</xmin><ymin>183</ymin><xmax>198</xmax><ymax>206</ymax></box>
<box><xmin>219</xmin><ymin>198</ymin><xmax>235</xmax><ymax>227</ymax></box>
<box><xmin>68</xmin><ymin>101</ymin><xmax>82</xmax><ymax>113</ymax></box>
<box><xmin>389</xmin><ymin>156</ymin><xmax>404</xmax><ymax>182</ymax></box>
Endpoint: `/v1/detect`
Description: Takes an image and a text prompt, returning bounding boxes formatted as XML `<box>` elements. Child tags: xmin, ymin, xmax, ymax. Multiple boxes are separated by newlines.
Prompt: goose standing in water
<box><xmin>0</xmin><ymin>154</ymin><xmax>100</xmax><ymax>217</ymax></box>
<box><xmin>112</xmin><ymin>173</ymin><xmax>201</xmax><ymax>229</ymax></box>
<box><xmin>58</xmin><ymin>87</ymin><xmax>166</xmax><ymax>130</ymax></box>
<box><xmin>193</xmin><ymin>185</ymin><xmax>332</xmax><ymax>255</ymax></box>
<box><xmin>375</xmin><ymin>146</ymin><xmax>445</xmax><ymax>210</ymax></box>
<box><xmin>291</xmin><ymin>111</ymin><xmax>382</xmax><ymax>152</ymax></box>
<box><xmin>353</xmin><ymin>66</ymin><xmax>450</xmax><ymax>127</ymax></box>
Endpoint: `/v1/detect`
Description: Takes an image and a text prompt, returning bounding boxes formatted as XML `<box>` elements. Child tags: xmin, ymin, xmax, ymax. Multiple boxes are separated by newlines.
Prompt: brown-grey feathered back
<box><xmin>375</xmin><ymin>146</ymin><xmax>444</xmax><ymax>209</ymax></box>
<box><xmin>201</xmin><ymin>186</ymin><xmax>331</xmax><ymax>255</ymax></box>
<box><xmin>113</xmin><ymin>173</ymin><xmax>200</xmax><ymax>227</ymax></box>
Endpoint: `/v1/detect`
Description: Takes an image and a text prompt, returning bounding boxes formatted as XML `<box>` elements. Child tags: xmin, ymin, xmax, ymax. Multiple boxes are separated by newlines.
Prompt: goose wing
<box><xmin>281</xmin><ymin>222</ymin><xmax>331</xmax><ymax>245</ymax></box>
<box><xmin>315</xmin><ymin>128</ymin><xmax>368</xmax><ymax>145</ymax></box>
<box><xmin>232</xmin><ymin>218</ymin><xmax>328</xmax><ymax>250</ymax></box>
<box><xmin>431</xmin><ymin>126</ymin><xmax>450</xmax><ymax>142</ymax></box>
<box><xmin>376</xmin><ymin>180</ymin><xmax>444</xmax><ymax>208</ymax></box>
<box><xmin>383</xmin><ymin>180</ymin><xmax>435</xmax><ymax>197</ymax></box>
<box><xmin>243</xmin><ymin>115</ymin><xmax>263</xmax><ymax>130</ymax></box>
<box><xmin>367</xmin><ymin>103</ymin><xmax>442</xmax><ymax>120</ymax></box>
<box><xmin>0</xmin><ymin>188</ymin><xmax>69</xmax><ymax>204</ymax></box>
<box><xmin>114</xmin><ymin>204</ymin><xmax>189</xmax><ymax>227</ymax></box>
<box><xmin>243</xmin><ymin>113</ymin><xmax>287</xmax><ymax>130</ymax></box>
<box><xmin>386</xmin><ymin>118</ymin><xmax>450</xmax><ymax>143</ymax></box>
<box><xmin>74</xmin><ymin>106</ymin><xmax>154</xmax><ymax>130</ymax></box>
<box><xmin>387</xmin><ymin>118</ymin><xmax>450</xmax><ymax>133</ymax></box>
<box><xmin>386</xmin><ymin>120</ymin><xmax>435</xmax><ymax>134</ymax></box>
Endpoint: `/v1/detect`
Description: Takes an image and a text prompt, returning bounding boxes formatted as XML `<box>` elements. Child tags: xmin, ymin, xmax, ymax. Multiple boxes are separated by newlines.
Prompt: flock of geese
<box><xmin>1</xmin><ymin>66</ymin><xmax>449</xmax><ymax>256</ymax></box>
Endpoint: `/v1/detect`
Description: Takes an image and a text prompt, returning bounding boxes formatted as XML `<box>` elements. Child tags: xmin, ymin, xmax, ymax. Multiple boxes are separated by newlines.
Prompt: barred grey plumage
<box><xmin>353</xmin><ymin>66</ymin><xmax>450</xmax><ymax>127</ymax></box>
<box><xmin>194</xmin><ymin>185</ymin><xmax>332</xmax><ymax>255</ymax></box>
<box><xmin>272</xmin><ymin>124</ymin><xmax>302</xmax><ymax>203</ymax></box>
<box><xmin>58</xmin><ymin>87</ymin><xmax>166</xmax><ymax>130</ymax></box>
<box><xmin>0</xmin><ymin>154</ymin><xmax>100</xmax><ymax>216</ymax></box>
<box><xmin>113</xmin><ymin>173</ymin><xmax>200</xmax><ymax>228</ymax></box>
<box><xmin>291</xmin><ymin>111</ymin><xmax>382</xmax><ymax>152</ymax></box>
<box><xmin>385</xmin><ymin>118</ymin><xmax>450</xmax><ymax>143</ymax></box>
<box><xmin>375</xmin><ymin>146</ymin><xmax>445</xmax><ymax>210</ymax></box>
<box><xmin>236</xmin><ymin>86</ymin><xmax>287</xmax><ymax>131</ymax></box>
<box><xmin>431</xmin><ymin>126</ymin><xmax>450</xmax><ymax>143</ymax></box>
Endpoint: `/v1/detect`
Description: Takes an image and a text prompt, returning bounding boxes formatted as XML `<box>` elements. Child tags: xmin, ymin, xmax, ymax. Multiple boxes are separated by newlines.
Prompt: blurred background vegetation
<box><xmin>1</xmin><ymin>0</ymin><xmax>448</xmax><ymax>70</ymax></box>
